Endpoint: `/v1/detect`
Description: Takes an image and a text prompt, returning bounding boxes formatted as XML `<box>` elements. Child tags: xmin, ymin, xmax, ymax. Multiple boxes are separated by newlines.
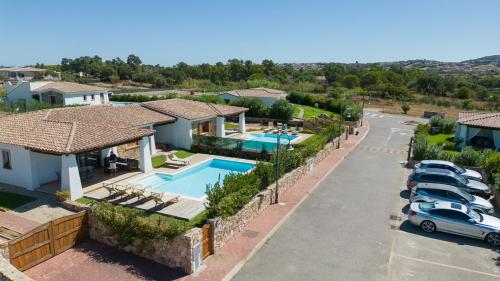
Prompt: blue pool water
<box><xmin>131</xmin><ymin>159</ymin><xmax>255</xmax><ymax>199</ymax></box>
<box><xmin>110</xmin><ymin>101</ymin><xmax>138</xmax><ymax>107</ymax></box>
<box><xmin>242</xmin><ymin>133</ymin><xmax>298</xmax><ymax>151</ymax></box>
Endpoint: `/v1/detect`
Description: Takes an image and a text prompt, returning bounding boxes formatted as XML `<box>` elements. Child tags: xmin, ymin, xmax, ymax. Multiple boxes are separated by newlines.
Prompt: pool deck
<box><xmin>83</xmin><ymin>153</ymin><xmax>256</xmax><ymax>221</ymax></box>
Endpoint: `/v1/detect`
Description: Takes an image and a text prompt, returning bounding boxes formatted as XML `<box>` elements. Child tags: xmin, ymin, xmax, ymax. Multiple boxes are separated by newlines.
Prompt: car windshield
<box><xmin>453</xmin><ymin>173</ymin><xmax>469</xmax><ymax>185</ymax></box>
<box><xmin>419</xmin><ymin>202</ymin><xmax>435</xmax><ymax>211</ymax></box>
<box><xmin>456</xmin><ymin>188</ymin><xmax>475</xmax><ymax>202</ymax></box>
<box><xmin>467</xmin><ymin>207</ymin><xmax>482</xmax><ymax>222</ymax></box>
<box><xmin>452</xmin><ymin>164</ymin><xmax>466</xmax><ymax>174</ymax></box>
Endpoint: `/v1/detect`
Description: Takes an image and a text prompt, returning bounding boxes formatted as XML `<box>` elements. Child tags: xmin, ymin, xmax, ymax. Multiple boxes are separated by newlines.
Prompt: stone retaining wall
<box><xmin>0</xmin><ymin>257</ymin><xmax>33</xmax><ymax>281</ymax></box>
<box><xmin>60</xmin><ymin>200</ymin><xmax>204</xmax><ymax>274</ymax></box>
<box><xmin>88</xmin><ymin>215</ymin><xmax>203</xmax><ymax>274</ymax></box>
<box><xmin>209</xmin><ymin>138</ymin><xmax>338</xmax><ymax>251</ymax></box>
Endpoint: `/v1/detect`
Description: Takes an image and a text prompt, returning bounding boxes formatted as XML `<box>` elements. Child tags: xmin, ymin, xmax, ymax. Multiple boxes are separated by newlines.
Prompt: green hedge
<box><xmin>205</xmin><ymin>125</ymin><xmax>342</xmax><ymax>219</ymax></box>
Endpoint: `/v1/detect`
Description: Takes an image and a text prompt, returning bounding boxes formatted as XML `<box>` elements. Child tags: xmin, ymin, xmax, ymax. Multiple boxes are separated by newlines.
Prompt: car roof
<box><xmin>431</xmin><ymin>201</ymin><xmax>467</xmax><ymax>212</ymax></box>
<box><xmin>414</xmin><ymin>168</ymin><xmax>454</xmax><ymax>175</ymax></box>
<box><xmin>415</xmin><ymin>182</ymin><xmax>458</xmax><ymax>192</ymax></box>
<box><xmin>420</xmin><ymin>160</ymin><xmax>453</xmax><ymax>166</ymax></box>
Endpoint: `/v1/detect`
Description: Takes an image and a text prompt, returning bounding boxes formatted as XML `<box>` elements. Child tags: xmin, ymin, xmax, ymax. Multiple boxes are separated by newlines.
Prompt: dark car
<box><xmin>407</xmin><ymin>168</ymin><xmax>491</xmax><ymax>198</ymax></box>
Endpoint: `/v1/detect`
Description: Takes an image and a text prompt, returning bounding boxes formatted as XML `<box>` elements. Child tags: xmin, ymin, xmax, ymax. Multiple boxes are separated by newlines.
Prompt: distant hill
<box><xmin>280</xmin><ymin>55</ymin><xmax>500</xmax><ymax>76</ymax></box>
<box><xmin>462</xmin><ymin>55</ymin><xmax>500</xmax><ymax>66</ymax></box>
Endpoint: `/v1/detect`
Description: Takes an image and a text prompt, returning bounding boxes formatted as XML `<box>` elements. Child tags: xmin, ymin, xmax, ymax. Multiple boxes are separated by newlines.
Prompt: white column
<box><xmin>216</xmin><ymin>116</ymin><xmax>226</xmax><ymax>137</ymax></box>
<box><xmin>61</xmin><ymin>154</ymin><xmax>83</xmax><ymax>200</ymax></box>
<box><xmin>149</xmin><ymin>125</ymin><xmax>157</xmax><ymax>154</ymax></box>
<box><xmin>238</xmin><ymin>112</ymin><xmax>246</xmax><ymax>133</ymax></box>
<box><xmin>140</xmin><ymin>136</ymin><xmax>153</xmax><ymax>173</ymax></box>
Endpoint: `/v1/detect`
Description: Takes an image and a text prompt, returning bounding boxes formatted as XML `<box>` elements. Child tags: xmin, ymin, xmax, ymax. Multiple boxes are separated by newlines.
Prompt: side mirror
<box><xmin>468</xmin><ymin>219</ymin><xmax>476</xmax><ymax>224</ymax></box>
<box><xmin>460</xmin><ymin>199</ymin><xmax>467</xmax><ymax>204</ymax></box>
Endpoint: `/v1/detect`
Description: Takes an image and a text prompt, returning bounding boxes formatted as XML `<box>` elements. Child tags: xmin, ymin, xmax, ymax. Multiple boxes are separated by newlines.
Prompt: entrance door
<box><xmin>49</xmin><ymin>95</ymin><xmax>57</xmax><ymax>104</ymax></box>
<box><xmin>201</xmin><ymin>224</ymin><xmax>212</xmax><ymax>259</ymax></box>
<box><xmin>77</xmin><ymin>151</ymin><xmax>101</xmax><ymax>168</ymax></box>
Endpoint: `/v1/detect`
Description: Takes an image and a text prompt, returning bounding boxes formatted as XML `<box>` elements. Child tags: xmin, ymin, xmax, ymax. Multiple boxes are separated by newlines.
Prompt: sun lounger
<box><xmin>102</xmin><ymin>182</ymin><xmax>115</xmax><ymax>195</ymax></box>
<box><xmin>166</xmin><ymin>153</ymin><xmax>188</xmax><ymax>166</ymax></box>
<box><xmin>112</xmin><ymin>183</ymin><xmax>130</xmax><ymax>197</ymax></box>
<box><xmin>149</xmin><ymin>191</ymin><xmax>179</xmax><ymax>206</ymax></box>
<box><xmin>125</xmin><ymin>184</ymin><xmax>146</xmax><ymax>199</ymax></box>
<box><xmin>169</xmin><ymin>153</ymin><xmax>190</xmax><ymax>165</ymax></box>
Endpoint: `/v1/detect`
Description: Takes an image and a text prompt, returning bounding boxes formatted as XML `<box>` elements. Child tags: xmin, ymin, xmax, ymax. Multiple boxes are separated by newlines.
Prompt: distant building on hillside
<box><xmin>0</xmin><ymin>67</ymin><xmax>60</xmax><ymax>81</ymax></box>
<box><xmin>6</xmin><ymin>81</ymin><xmax>111</xmax><ymax>106</ymax></box>
<box><xmin>218</xmin><ymin>88</ymin><xmax>287</xmax><ymax>106</ymax></box>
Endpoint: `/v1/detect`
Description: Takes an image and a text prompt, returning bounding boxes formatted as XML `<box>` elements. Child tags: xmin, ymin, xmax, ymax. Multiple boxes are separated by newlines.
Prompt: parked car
<box><xmin>407</xmin><ymin>168</ymin><xmax>491</xmax><ymax>198</ymax></box>
<box><xmin>410</xmin><ymin>183</ymin><xmax>494</xmax><ymax>214</ymax></box>
<box><xmin>415</xmin><ymin>160</ymin><xmax>482</xmax><ymax>181</ymax></box>
<box><xmin>408</xmin><ymin>201</ymin><xmax>500</xmax><ymax>245</ymax></box>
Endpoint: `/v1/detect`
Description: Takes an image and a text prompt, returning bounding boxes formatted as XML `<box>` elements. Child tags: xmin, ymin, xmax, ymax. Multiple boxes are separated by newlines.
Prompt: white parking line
<box><xmin>393</xmin><ymin>253</ymin><xmax>500</xmax><ymax>279</ymax></box>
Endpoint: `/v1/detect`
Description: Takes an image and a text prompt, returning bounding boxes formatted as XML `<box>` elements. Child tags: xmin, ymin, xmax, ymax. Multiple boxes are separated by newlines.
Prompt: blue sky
<box><xmin>1</xmin><ymin>0</ymin><xmax>499</xmax><ymax>66</ymax></box>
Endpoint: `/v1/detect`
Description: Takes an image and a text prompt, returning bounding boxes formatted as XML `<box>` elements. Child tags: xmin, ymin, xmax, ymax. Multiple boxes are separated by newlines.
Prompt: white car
<box><xmin>408</xmin><ymin>201</ymin><xmax>500</xmax><ymax>245</ymax></box>
<box><xmin>415</xmin><ymin>160</ymin><xmax>483</xmax><ymax>182</ymax></box>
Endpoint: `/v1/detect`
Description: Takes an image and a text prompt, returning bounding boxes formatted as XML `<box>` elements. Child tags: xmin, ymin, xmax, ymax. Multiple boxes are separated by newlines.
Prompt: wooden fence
<box><xmin>8</xmin><ymin>211</ymin><xmax>88</xmax><ymax>271</ymax></box>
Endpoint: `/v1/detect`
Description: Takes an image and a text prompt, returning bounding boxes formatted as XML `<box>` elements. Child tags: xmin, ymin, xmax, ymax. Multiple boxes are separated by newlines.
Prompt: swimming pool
<box><xmin>130</xmin><ymin>159</ymin><xmax>255</xmax><ymax>199</ymax></box>
<box><xmin>110</xmin><ymin>101</ymin><xmax>138</xmax><ymax>107</ymax></box>
<box><xmin>242</xmin><ymin>133</ymin><xmax>298</xmax><ymax>151</ymax></box>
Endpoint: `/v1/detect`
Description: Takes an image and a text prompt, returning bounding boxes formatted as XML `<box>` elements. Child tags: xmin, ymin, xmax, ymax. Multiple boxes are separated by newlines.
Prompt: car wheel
<box><xmin>420</xmin><ymin>220</ymin><xmax>436</xmax><ymax>233</ymax></box>
<box><xmin>486</xmin><ymin>233</ymin><xmax>500</xmax><ymax>246</ymax></box>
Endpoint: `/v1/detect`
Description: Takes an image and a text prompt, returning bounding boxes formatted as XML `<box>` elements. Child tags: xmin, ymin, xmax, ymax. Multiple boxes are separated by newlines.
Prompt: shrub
<box><xmin>412</xmin><ymin>134</ymin><xmax>430</xmax><ymax>161</ymax></box>
<box><xmin>485</xmin><ymin>152</ymin><xmax>500</xmax><ymax>181</ymax></box>
<box><xmin>269</xmin><ymin>100</ymin><xmax>294</xmax><ymax>121</ymax></box>
<box><xmin>452</xmin><ymin>147</ymin><xmax>484</xmax><ymax>167</ymax></box>
<box><xmin>229</xmin><ymin>97</ymin><xmax>269</xmax><ymax>117</ymax></box>
<box><xmin>415</xmin><ymin>124</ymin><xmax>430</xmax><ymax>135</ymax></box>
<box><xmin>401</xmin><ymin>103</ymin><xmax>410</xmax><ymax>114</ymax></box>
<box><xmin>92</xmin><ymin>202</ymin><xmax>188</xmax><ymax>246</ymax></box>
<box><xmin>55</xmin><ymin>191</ymin><xmax>70</xmax><ymax>202</ymax></box>
<box><xmin>428</xmin><ymin>115</ymin><xmax>456</xmax><ymax>134</ymax></box>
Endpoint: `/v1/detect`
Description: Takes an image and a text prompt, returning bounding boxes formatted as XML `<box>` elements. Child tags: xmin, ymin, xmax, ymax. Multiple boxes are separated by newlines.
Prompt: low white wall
<box><xmin>31</xmin><ymin>151</ymin><xmax>61</xmax><ymax>185</ymax></box>
<box><xmin>0</xmin><ymin>144</ymin><xmax>36</xmax><ymax>189</ymax></box>
<box><xmin>155</xmin><ymin>118</ymin><xmax>193</xmax><ymax>150</ymax></box>
<box><xmin>218</xmin><ymin>93</ymin><xmax>277</xmax><ymax>106</ymax></box>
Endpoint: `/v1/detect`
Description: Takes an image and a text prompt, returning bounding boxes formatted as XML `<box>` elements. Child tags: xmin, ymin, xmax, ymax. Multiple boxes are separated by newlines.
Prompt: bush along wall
<box><xmin>204</xmin><ymin>125</ymin><xmax>342</xmax><ymax>219</ymax></box>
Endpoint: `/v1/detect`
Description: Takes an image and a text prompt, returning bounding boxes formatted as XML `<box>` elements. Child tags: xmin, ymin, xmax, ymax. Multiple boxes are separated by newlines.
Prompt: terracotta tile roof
<box><xmin>457</xmin><ymin>112</ymin><xmax>500</xmax><ymax>129</ymax></box>
<box><xmin>223</xmin><ymin>88</ymin><xmax>286</xmax><ymax>99</ymax></box>
<box><xmin>46</xmin><ymin>104</ymin><xmax>175</xmax><ymax>128</ymax></box>
<box><xmin>142</xmin><ymin>98</ymin><xmax>247</xmax><ymax>120</ymax></box>
<box><xmin>0</xmin><ymin>109</ymin><xmax>154</xmax><ymax>155</ymax></box>
<box><xmin>31</xmin><ymin>81</ymin><xmax>107</xmax><ymax>93</ymax></box>
<box><xmin>0</xmin><ymin>67</ymin><xmax>45</xmax><ymax>72</ymax></box>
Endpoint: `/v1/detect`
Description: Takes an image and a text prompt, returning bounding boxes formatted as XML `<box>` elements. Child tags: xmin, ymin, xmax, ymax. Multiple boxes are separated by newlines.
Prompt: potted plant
<box><xmin>55</xmin><ymin>191</ymin><xmax>70</xmax><ymax>202</ymax></box>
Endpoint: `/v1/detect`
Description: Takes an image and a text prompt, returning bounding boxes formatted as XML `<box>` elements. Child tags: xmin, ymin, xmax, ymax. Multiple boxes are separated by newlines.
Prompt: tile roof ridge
<box><xmin>65</xmin><ymin>122</ymin><xmax>77</xmax><ymax>153</ymax></box>
<box><xmin>207</xmin><ymin>103</ymin><xmax>222</xmax><ymax>115</ymax></box>
<box><xmin>42</xmin><ymin>109</ymin><xmax>52</xmax><ymax>121</ymax></box>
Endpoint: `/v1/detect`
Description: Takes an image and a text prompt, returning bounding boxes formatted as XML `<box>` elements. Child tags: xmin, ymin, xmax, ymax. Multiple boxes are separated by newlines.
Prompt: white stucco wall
<box><xmin>31</xmin><ymin>151</ymin><xmax>61</xmax><ymax>185</ymax></box>
<box><xmin>63</xmin><ymin>91</ymin><xmax>110</xmax><ymax>106</ymax></box>
<box><xmin>155</xmin><ymin>118</ymin><xmax>193</xmax><ymax>150</ymax></box>
<box><xmin>5</xmin><ymin>82</ymin><xmax>34</xmax><ymax>102</ymax></box>
<box><xmin>0</xmin><ymin>144</ymin><xmax>37</xmax><ymax>189</ymax></box>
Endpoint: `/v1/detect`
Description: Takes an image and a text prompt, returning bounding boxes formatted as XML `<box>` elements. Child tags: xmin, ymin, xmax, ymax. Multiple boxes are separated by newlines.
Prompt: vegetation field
<box><xmin>0</xmin><ymin>191</ymin><xmax>37</xmax><ymax>210</ymax></box>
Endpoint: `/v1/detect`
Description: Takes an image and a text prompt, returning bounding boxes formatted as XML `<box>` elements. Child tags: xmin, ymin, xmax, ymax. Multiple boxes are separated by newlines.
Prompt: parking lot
<box><xmin>233</xmin><ymin>110</ymin><xmax>500</xmax><ymax>281</ymax></box>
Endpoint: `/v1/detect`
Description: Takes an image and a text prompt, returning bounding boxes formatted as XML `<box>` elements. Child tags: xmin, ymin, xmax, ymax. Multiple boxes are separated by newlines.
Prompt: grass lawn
<box><xmin>151</xmin><ymin>154</ymin><xmax>166</xmax><ymax>168</ymax></box>
<box><xmin>224</xmin><ymin>122</ymin><xmax>239</xmax><ymax>130</ymax></box>
<box><xmin>292</xmin><ymin>104</ymin><xmax>338</xmax><ymax>120</ymax></box>
<box><xmin>0</xmin><ymin>191</ymin><xmax>37</xmax><ymax>210</ymax></box>
<box><xmin>175</xmin><ymin>150</ymin><xmax>194</xmax><ymax>159</ymax></box>
<box><xmin>426</xmin><ymin>133</ymin><xmax>458</xmax><ymax>151</ymax></box>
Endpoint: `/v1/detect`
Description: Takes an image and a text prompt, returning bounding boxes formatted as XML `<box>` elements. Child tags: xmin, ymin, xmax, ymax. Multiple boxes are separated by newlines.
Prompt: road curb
<box><xmin>222</xmin><ymin>121</ymin><xmax>371</xmax><ymax>281</ymax></box>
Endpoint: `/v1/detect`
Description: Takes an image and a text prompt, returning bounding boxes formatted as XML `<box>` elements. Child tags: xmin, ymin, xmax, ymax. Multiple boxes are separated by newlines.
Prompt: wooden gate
<box><xmin>201</xmin><ymin>224</ymin><xmax>212</xmax><ymax>259</ymax></box>
<box><xmin>8</xmin><ymin>211</ymin><xmax>88</xmax><ymax>271</ymax></box>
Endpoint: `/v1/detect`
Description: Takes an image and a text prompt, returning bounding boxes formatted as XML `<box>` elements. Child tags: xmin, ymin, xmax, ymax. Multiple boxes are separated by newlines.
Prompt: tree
<box><xmin>455</xmin><ymin>86</ymin><xmax>474</xmax><ymax>99</ymax></box>
<box><xmin>269</xmin><ymin>100</ymin><xmax>294</xmax><ymax>121</ymax></box>
<box><xmin>127</xmin><ymin>54</ymin><xmax>142</xmax><ymax>67</ymax></box>
<box><xmin>229</xmin><ymin>97</ymin><xmax>268</xmax><ymax>117</ymax></box>
<box><xmin>416</xmin><ymin>73</ymin><xmax>446</xmax><ymax>96</ymax></box>
<box><xmin>323</xmin><ymin>63</ymin><xmax>345</xmax><ymax>85</ymax></box>
<box><xmin>401</xmin><ymin>103</ymin><xmax>410</xmax><ymax>114</ymax></box>
<box><xmin>342</xmin><ymin>74</ymin><xmax>360</xmax><ymax>89</ymax></box>
<box><xmin>361</xmin><ymin>72</ymin><xmax>379</xmax><ymax>88</ymax></box>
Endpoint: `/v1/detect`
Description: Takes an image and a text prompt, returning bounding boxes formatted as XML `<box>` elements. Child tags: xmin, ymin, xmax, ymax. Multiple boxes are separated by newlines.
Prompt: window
<box><xmin>1</xmin><ymin>150</ymin><xmax>11</xmax><ymax>169</ymax></box>
<box><xmin>426</xmin><ymin>189</ymin><xmax>447</xmax><ymax>197</ymax></box>
<box><xmin>83</xmin><ymin>95</ymin><xmax>87</xmax><ymax>101</ymax></box>
<box><xmin>91</xmin><ymin>94</ymin><xmax>95</xmax><ymax>101</ymax></box>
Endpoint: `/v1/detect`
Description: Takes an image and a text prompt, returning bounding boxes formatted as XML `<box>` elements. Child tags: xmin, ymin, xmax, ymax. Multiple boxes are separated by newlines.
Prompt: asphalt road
<box><xmin>232</xmin><ymin>110</ymin><xmax>500</xmax><ymax>281</ymax></box>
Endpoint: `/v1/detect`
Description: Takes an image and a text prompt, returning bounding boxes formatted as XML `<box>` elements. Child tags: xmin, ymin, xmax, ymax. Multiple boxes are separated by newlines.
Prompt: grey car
<box><xmin>410</xmin><ymin>183</ymin><xmax>494</xmax><ymax>214</ymax></box>
<box><xmin>407</xmin><ymin>168</ymin><xmax>491</xmax><ymax>198</ymax></box>
<box><xmin>415</xmin><ymin>160</ymin><xmax>483</xmax><ymax>181</ymax></box>
<box><xmin>408</xmin><ymin>201</ymin><xmax>500</xmax><ymax>245</ymax></box>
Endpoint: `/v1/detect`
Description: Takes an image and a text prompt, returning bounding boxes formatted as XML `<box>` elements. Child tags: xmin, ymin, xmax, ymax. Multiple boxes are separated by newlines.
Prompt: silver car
<box><xmin>408</xmin><ymin>201</ymin><xmax>500</xmax><ymax>245</ymax></box>
<box><xmin>415</xmin><ymin>160</ymin><xmax>483</xmax><ymax>181</ymax></box>
<box><xmin>410</xmin><ymin>183</ymin><xmax>494</xmax><ymax>214</ymax></box>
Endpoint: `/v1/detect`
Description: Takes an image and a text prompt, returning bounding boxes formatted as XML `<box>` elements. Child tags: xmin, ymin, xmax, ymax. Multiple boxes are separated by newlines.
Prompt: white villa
<box><xmin>0</xmin><ymin>99</ymin><xmax>247</xmax><ymax>200</ymax></box>
<box><xmin>0</xmin><ymin>67</ymin><xmax>48</xmax><ymax>81</ymax></box>
<box><xmin>455</xmin><ymin>112</ymin><xmax>500</xmax><ymax>150</ymax></box>
<box><xmin>5</xmin><ymin>81</ymin><xmax>111</xmax><ymax>106</ymax></box>
<box><xmin>219</xmin><ymin>87</ymin><xmax>287</xmax><ymax>106</ymax></box>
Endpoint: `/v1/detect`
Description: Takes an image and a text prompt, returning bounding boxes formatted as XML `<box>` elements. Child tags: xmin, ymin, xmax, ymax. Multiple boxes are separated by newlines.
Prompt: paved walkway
<box><xmin>25</xmin><ymin>240</ymin><xmax>186</xmax><ymax>281</ymax></box>
<box><xmin>183</xmin><ymin>122</ymin><xmax>369</xmax><ymax>281</ymax></box>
